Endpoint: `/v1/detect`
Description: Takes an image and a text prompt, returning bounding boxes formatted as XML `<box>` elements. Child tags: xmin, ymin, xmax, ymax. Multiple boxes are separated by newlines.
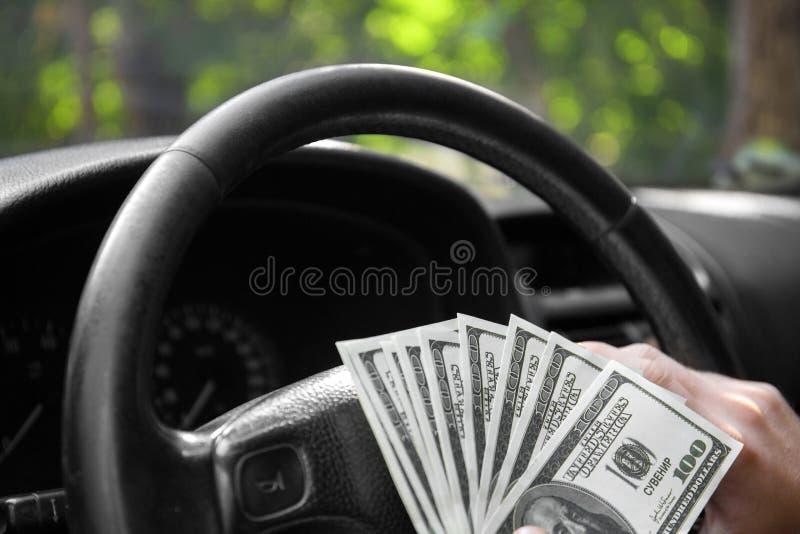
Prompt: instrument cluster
<box><xmin>0</xmin><ymin>303</ymin><xmax>283</xmax><ymax>495</ymax></box>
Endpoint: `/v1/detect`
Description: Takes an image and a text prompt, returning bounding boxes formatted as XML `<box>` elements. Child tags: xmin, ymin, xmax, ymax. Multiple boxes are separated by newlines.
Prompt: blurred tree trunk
<box><xmin>504</xmin><ymin>18</ymin><xmax>540</xmax><ymax>111</ymax></box>
<box><xmin>722</xmin><ymin>0</ymin><xmax>800</xmax><ymax>156</ymax></box>
<box><xmin>64</xmin><ymin>0</ymin><xmax>95</xmax><ymax>142</ymax></box>
<box><xmin>113</xmin><ymin>0</ymin><xmax>187</xmax><ymax>136</ymax></box>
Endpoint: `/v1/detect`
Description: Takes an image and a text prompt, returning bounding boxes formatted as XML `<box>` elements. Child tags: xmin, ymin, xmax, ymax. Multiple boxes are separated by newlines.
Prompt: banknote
<box><xmin>379</xmin><ymin>339</ymin><xmax>432</xmax><ymax>461</ymax></box>
<box><xmin>392</xmin><ymin>332</ymin><xmax>451</xmax><ymax>478</ymax></box>
<box><xmin>532</xmin><ymin>334</ymin><xmax>611</xmax><ymax>454</ymax></box>
<box><xmin>418</xmin><ymin>326</ymin><xmax>473</xmax><ymax>531</ymax></box>
<box><xmin>475</xmin><ymin>314</ymin><xmax>550</xmax><ymax>523</ymax></box>
<box><xmin>483</xmin><ymin>361</ymin><xmax>742</xmax><ymax>534</ymax></box>
<box><xmin>485</xmin><ymin>332</ymin><xmax>608</xmax><ymax>514</ymax></box>
<box><xmin>337</xmin><ymin>339</ymin><xmax>446</xmax><ymax>534</ymax></box>
<box><xmin>376</xmin><ymin>340</ymin><xmax>438</xmax><ymax>483</ymax></box>
<box><xmin>456</xmin><ymin>313</ymin><xmax>508</xmax><ymax>524</ymax></box>
<box><xmin>379</xmin><ymin>338</ymin><xmax>466</xmax><ymax>529</ymax></box>
<box><xmin>393</xmin><ymin>324</ymin><xmax>473</xmax><ymax>532</ymax></box>
<box><xmin>337</xmin><ymin>315</ymin><xmax>740</xmax><ymax>534</ymax></box>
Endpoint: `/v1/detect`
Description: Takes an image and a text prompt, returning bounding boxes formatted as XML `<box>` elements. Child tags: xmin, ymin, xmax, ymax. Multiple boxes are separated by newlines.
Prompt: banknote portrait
<box><xmin>512</xmin><ymin>482</ymin><xmax>634</xmax><ymax>534</ymax></box>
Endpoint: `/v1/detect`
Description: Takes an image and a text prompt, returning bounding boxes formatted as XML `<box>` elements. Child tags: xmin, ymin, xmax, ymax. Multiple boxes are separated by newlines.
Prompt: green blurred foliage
<box><xmin>0</xmin><ymin>0</ymin><xmax>730</xmax><ymax>186</ymax></box>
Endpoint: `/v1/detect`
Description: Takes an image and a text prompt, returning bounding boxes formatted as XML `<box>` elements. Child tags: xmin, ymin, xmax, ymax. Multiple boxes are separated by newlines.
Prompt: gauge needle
<box><xmin>0</xmin><ymin>403</ymin><xmax>42</xmax><ymax>466</ymax></box>
<box><xmin>180</xmin><ymin>380</ymin><xmax>217</xmax><ymax>430</ymax></box>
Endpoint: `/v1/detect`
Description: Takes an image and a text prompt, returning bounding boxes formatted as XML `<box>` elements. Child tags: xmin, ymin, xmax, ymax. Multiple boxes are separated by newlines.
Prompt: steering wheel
<box><xmin>63</xmin><ymin>64</ymin><xmax>737</xmax><ymax>533</ymax></box>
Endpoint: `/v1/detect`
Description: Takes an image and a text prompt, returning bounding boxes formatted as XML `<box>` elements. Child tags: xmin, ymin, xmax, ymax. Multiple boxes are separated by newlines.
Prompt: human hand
<box><xmin>563</xmin><ymin>342</ymin><xmax>800</xmax><ymax>534</ymax></box>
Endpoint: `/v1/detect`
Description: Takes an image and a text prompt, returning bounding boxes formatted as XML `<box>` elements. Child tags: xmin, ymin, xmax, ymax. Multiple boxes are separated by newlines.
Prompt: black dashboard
<box><xmin>1</xmin><ymin>139</ymin><xmax>799</xmax><ymax>501</ymax></box>
<box><xmin>0</xmin><ymin>140</ymin><xmax>519</xmax><ymax>496</ymax></box>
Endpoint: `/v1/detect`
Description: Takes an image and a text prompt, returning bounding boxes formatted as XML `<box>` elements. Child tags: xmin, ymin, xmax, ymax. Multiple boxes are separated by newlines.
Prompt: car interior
<box><xmin>2</xmin><ymin>3</ymin><xmax>800</xmax><ymax>533</ymax></box>
<box><xmin>2</xmin><ymin>68</ymin><xmax>799</xmax><ymax>533</ymax></box>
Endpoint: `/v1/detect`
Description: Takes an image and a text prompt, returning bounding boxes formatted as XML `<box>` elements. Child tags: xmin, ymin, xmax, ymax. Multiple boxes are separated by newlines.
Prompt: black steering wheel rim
<box><xmin>63</xmin><ymin>64</ymin><xmax>737</xmax><ymax>534</ymax></box>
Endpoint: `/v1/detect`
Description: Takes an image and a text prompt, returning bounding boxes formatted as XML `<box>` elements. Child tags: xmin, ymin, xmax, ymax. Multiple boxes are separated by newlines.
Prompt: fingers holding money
<box><xmin>579</xmin><ymin>345</ymin><xmax>800</xmax><ymax>534</ymax></box>
<box><xmin>340</xmin><ymin>325</ymin><xmax>744</xmax><ymax>534</ymax></box>
<box><xmin>581</xmin><ymin>341</ymin><xmax>745</xmax><ymax>437</ymax></box>
<box><xmin>483</xmin><ymin>360</ymin><xmax>742</xmax><ymax>534</ymax></box>
<box><xmin>580</xmin><ymin>341</ymin><xmax>698</xmax><ymax>401</ymax></box>
<box><xmin>576</xmin><ymin>340</ymin><xmax>800</xmax><ymax>527</ymax></box>
<box><xmin>580</xmin><ymin>341</ymin><xmax>757</xmax><ymax>440</ymax></box>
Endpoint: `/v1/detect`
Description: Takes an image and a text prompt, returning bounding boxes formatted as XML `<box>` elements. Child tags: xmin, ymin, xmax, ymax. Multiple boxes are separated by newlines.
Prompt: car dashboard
<box><xmin>1</xmin><ymin>139</ymin><xmax>799</xmax><ymax>504</ymax></box>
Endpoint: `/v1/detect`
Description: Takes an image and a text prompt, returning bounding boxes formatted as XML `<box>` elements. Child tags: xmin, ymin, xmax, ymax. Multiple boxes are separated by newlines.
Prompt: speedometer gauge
<box><xmin>0</xmin><ymin>316</ymin><xmax>67</xmax><ymax>494</ymax></box>
<box><xmin>152</xmin><ymin>303</ymin><xmax>281</xmax><ymax>429</ymax></box>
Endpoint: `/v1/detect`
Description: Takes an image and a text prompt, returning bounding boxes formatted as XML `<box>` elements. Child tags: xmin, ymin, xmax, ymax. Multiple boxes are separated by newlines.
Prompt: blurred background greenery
<box><xmin>2</xmin><ymin>0</ymin><xmax>799</xmax><ymax>191</ymax></box>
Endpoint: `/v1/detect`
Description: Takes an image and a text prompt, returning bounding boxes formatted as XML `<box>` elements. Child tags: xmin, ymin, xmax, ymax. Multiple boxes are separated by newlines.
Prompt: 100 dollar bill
<box><xmin>337</xmin><ymin>339</ymin><xmax>446</xmax><ymax>534</ymax></box>
<box><xmin>419</xmin><ymin>327</ymin><xmax>473</xmax><ymax>531</ymax></box>
<box><xmin>457</xmin><ymin>313</ymin><xmax>507</xmax><ymax>526</ymax></box>
<box><xmin>476</xmin><ymin>315</ymin><xmax>550</xmax><ymax>523</ymax></box>
<box><xmin>484</xmin><ymin>361</ymin><xmax>742</xmax><ymax>534</ymax></box>
<box><xmin>486</xmin><ymin>333</ymin><xmax>608</xmax><ymax>513</ymax></box>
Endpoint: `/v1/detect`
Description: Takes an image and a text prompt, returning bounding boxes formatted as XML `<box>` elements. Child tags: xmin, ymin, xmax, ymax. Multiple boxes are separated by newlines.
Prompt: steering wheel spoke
<box><xmin>207</xmin><ymin>366</ymin><xmax>410</xmax><ymax>533</ymax></box>
<box><xmin>129</xmin><ymin>427</ymin><xmax>219</xmax><ymax>532</ymax></box>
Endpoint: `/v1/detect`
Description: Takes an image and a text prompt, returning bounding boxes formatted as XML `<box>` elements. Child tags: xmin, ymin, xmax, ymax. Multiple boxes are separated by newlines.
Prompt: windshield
<box><xmin>3</xmin><ymin>1</ymin><xmax>799</xmax><ymax>192</ymax></box>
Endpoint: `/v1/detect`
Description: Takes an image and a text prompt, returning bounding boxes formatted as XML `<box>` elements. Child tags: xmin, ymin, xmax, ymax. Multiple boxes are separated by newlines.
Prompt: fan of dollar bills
<box><xmin>336</xmin><ymin>314</ymin><xmax>742</xmax><ymax>534</ymax></box>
